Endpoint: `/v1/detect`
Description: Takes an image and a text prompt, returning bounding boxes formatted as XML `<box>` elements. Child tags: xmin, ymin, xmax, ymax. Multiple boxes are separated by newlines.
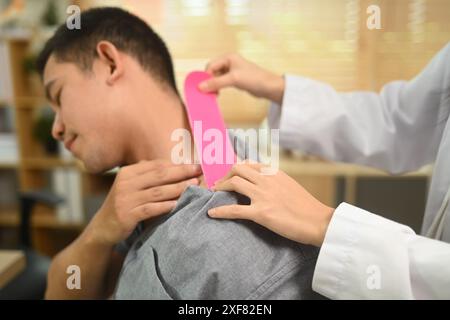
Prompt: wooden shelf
<box><xmin>0</xmin><ymin>162</ymin><xmax>18</xmax><ymax>169</ymax></box>
<box><xmin>32</xmin><ymin>212</ymin><xmax>85</xmax><ymax>230</ymax></box>
<box><xmin>0</xmin><ymin>209</ymin><xmax>84</xmax><ymax>230</ymax></box>
<box><xmin>0</xmin><ymin>28</ymin><xmax>32</xmax><ymax>41</ymax></box>
<box><xmin>15</xmin><ymin>96</ymin><xmax>47</xmax><ymax>108</ymax></box>
<box><xmin>279</xmin><ymin>156</ymin><xmax>432</xmax><ymax>178</ymax></box>
<box><xmin>21</xmin><ymin>157</ymin><xmax>79</xmax><ymax>170</ymax></box>
<box><xmin>0</xmin><ymin>99</ymin><xmax>12</xmax><ymax>107</ymax></box>
<box><xmin>0</xmin><ymin>209</ymin><xmax>19</xmax><ymax>227</ymax></box>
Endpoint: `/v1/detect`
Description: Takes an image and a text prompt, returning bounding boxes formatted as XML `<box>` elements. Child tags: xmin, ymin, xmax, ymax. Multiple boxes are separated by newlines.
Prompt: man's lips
<box><xmin>64</xmin><ymin>136</ymin><xmax>77</xmax><ymax>151</ymax></box>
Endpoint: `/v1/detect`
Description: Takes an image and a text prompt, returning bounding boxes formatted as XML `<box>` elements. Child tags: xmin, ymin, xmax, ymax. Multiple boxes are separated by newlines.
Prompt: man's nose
<box><xmin>51</xmin><ymin>112</ymin><xmax>65</xmax><ymax>141</ymax></box>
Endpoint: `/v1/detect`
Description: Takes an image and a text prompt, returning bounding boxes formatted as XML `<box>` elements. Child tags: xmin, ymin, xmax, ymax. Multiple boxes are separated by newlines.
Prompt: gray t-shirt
<box><xmin>114</xmin><ymin>185</ymin><xmax>322</xmax><ymax>299</ymax></box>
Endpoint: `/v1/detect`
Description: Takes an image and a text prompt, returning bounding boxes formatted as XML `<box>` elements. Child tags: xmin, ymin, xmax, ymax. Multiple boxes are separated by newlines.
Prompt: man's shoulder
<box><xmin>136</xmin><ymin>186</ymin><xmax>320</xmax><ymax>299</ymax></box>
<box><xmin>150</xmin><ymin>186</ymin><xmax>312</xmax><ymax>257</ymax></box>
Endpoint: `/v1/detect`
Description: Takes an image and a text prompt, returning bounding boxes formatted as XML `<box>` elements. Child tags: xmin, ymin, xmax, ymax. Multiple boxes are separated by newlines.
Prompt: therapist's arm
<box><xmin>45</xmin><ymin>160</ymin><xmax>201</xmax><ymax>299</ymax></box>
<box><xmin>199</xmin><ymin>53</ymin><xmax>286</xmax><ymax>105</ymax></box>
<box><xmin>312</xmin><ymin>203</ymin><xmax>450</xmax><ymax>299</ymax></box>
<box><xmin>202</xmin><ymin>44</ymin><xmax>450</xmax><ymax>174</ymax></box>
<box><xmin>210</xmin><ymin>163</ymin><xmax>450</xmax><ymax>299</ymax></box>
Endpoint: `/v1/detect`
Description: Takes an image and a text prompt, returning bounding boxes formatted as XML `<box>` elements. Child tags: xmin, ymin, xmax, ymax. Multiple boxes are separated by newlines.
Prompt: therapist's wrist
<box><xmin>313</xmin><ymin>205</ymin><xmax>335</xmax><ymax>247</ymax></box>
<box><xmin>265</xmin><ymin>74</ymin><xmax>285</xmax><ymax>106</ymax></box>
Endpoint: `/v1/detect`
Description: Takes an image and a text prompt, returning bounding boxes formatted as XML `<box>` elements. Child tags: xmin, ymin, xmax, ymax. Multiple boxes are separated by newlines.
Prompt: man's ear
<box><xmin>95</xmin><ymin>41</ymin><xmax>124</xmax><ymax>85</ymax></box>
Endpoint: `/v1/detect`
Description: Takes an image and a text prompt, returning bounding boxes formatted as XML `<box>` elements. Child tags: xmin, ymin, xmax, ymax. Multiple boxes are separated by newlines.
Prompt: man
<box><xmin>38</xmin><ymin>7</ymin><xmax>323</xmax><ymax>299</ymax></box>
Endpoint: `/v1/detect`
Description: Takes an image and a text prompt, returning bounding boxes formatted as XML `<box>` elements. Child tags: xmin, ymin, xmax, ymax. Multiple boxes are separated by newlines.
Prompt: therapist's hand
<box><xmin>208</xmin><ymin>163</ymin><xmax>335</xmax><ymax>247</ymax></box>
<box><xmin>199</xmin><ymin>54</ymin><xmax>285</xmax><ymax>105</ymax></box>
<box><xmin>89</xmin><ymin>160</ymin><xmax>201</xmax><ymax>246</ymax></box>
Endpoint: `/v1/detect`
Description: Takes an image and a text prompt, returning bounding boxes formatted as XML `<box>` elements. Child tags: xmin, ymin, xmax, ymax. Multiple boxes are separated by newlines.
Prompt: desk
<box><xmin>0</xmin><ymin>250</ymin><xmax>26</xmax><ymax>289</ymax></box>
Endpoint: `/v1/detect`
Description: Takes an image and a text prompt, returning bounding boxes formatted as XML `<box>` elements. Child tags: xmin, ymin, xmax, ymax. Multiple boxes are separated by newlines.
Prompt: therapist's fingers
<box><xmin>198</xmin><ymin>73</ymin><xmax>235</xmax><ymax>93</ymax></box>
<box><xmin>200</xmin><ymin>54</ymin><xmax>240</xmax><ymax>92</ymax></box>
<box><xmin>212</xmin><ymin>175</ymin><xmax>258</xmax><ymax>198</ymax></box>
<box><xmin>214</xmin><ymin>162</ymin><xmax>265</xmax><ymax>186</ymax></box>
<box><xmin>200</xmin><ymin>55</ymin><xmax>232</xmax><ymax>93</ymax></box>
<box><xmin>201</xmin><ymin>54</ymin><xmax>285</xmax><ymax>104</ymax></box>
<box><xmin>205</xmin><ymin>55</ymin><xmax>231</xmax><ymax>76</ymax></box>
<box><xmin>208</xmin><ymin>164</ymin><xmax>336</xmax><ymax>247</ymax></box>
<box><xmin>208</xmin><ymin>204</ymin><xmax>254</xmax><ymax>220</ymax></box>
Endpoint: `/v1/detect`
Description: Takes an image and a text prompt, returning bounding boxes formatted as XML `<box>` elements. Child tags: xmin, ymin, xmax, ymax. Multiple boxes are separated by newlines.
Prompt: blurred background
<box><xmin>0</xmin><ymin>0</ymin><xmax>449</xmax><ymax>298</ymax></box>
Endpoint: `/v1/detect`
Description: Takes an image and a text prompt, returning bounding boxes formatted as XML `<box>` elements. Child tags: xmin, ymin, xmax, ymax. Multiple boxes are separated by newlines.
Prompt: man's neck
<box><xmin>124</xmin><ymin>91</ymin><xmax>189</xmax><ymax>162</ymax></box>
<box><xmin>123</xmin><ymin>86</ymin><xmax>207</xmax><ymax>187</ymax></box>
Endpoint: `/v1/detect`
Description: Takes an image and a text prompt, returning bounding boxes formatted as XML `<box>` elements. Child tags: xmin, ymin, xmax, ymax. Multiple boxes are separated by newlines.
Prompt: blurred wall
<box><xmin>78</xmin><ymin>0</ymin><xmax>450</xmax><ymax>125</ymax></box>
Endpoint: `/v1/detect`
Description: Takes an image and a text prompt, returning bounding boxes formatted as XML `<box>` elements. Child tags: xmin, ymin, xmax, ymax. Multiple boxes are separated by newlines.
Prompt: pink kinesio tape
<box><xmin>184</xmin><ymin>71</ymin><xmax>236</xmax><ymax>189</ymax></box>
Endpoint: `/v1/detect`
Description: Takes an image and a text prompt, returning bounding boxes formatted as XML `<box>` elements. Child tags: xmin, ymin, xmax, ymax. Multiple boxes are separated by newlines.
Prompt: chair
<box><xmin>0</xmin><ymin>191</ymin><xmax>63</xmax><ymax>300</ymax></box>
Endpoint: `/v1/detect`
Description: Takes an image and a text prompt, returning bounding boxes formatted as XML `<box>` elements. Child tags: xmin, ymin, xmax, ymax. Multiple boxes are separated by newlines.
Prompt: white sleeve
<box><xmin>268</xmin><ymin>43</ymin><xmax>450</xmax><ymax>174</ymax></box>
<box><xmin>312</xmin><ymin>203</ymin><xmax>450</xmax><ymax>299</ymax></box>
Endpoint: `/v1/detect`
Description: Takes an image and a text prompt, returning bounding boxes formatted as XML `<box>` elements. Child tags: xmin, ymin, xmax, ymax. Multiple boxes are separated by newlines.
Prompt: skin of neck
<box><xmin>121</xmin><ymin>69</ymin><xmax>205</xmax><ymax>187</ymax></box>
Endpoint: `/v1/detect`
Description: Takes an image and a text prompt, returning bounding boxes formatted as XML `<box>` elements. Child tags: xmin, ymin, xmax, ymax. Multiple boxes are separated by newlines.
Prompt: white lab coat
<box><xmin>268</xmin><ymin>42</ymin><xmax>450</xmax><ymax>299</ymax></box>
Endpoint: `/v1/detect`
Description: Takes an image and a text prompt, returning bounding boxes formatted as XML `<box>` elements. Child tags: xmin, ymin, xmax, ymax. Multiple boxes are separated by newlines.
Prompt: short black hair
<box><xmin>37</xmin><ymin>7</ymin><xmax>178</xmax><ymax>95</ymax></box>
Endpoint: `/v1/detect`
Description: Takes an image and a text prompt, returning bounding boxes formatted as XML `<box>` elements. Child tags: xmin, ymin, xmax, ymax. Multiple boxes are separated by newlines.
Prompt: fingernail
<box><xmin>198</xmin><ymin>82</ymin><xmax>208</xmax><ymax>91</ymax></box>
<box><xmin>208</xmin><ymin>209</ymin><xmax>216</xmax><ymax>216</ymax></box>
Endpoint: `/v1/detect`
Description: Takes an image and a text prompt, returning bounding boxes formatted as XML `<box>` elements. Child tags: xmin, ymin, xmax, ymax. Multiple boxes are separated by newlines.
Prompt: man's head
<box><xmin>37</xmin><ymin>7</ymin><xmax>187</xmax><ymax>173</ymax></box>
